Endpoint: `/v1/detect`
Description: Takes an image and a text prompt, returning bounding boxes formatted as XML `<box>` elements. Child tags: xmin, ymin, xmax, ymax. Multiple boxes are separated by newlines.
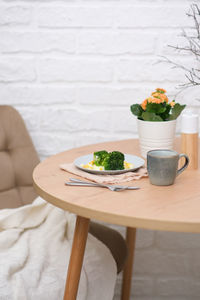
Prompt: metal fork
<box><xmin>65</xmin><ymin>178</ymin><xmax>140</xmax><ymax>192</ymax></box>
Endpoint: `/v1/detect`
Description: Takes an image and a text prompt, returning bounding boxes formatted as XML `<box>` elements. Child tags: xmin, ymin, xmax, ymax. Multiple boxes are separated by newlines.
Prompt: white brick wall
<box><xmin>0</xmin><ymin>0</ymin><xmax>200</xmax><ymax>299</ymax></box>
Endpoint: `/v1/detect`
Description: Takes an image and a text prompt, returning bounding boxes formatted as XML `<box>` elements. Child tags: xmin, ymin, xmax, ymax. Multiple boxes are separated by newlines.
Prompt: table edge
<box><xmin>33</xmin><ymin>179</ymin><xmax>200</xmax><ymax>233</ymax></box>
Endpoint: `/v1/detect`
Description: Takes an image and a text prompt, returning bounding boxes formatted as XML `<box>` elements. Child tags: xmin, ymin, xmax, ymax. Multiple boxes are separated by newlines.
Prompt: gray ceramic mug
<box><xmin>147</xmin><ymin>149</ymin><xmax>189</xmax><ymax>186</ymax></box>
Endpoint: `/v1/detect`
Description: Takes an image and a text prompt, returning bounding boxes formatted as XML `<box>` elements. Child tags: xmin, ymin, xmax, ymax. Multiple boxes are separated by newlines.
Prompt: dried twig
<box><xmin>162</xmin><ymin>4</ymin><xmax>200</xmax><ymax>91</ymax></box>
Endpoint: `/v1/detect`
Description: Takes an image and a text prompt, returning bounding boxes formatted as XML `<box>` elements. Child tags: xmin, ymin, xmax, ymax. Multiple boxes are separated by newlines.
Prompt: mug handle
<box><xmin>177</xmin><ymin>154</ymin><xmax>189</xmax><ymax>176</ymax></box>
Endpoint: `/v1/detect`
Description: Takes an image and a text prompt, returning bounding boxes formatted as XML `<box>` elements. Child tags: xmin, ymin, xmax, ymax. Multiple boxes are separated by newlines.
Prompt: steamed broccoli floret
<box><xmin>102</xmin><ymin>151</ymin><xmax>125</xmax><ymax>170</ymax></box>
<box><xmin>93</xmin><ymin>150</ymin><xmax>108</xmax><ymax>166</ymax></box>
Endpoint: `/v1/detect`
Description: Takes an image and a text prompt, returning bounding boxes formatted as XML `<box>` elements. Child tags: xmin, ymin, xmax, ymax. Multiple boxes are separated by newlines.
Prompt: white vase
<box><xmin>137</xmin><ymin>119</ymin><xmax>177</xmax><ymax>158</ymax></box>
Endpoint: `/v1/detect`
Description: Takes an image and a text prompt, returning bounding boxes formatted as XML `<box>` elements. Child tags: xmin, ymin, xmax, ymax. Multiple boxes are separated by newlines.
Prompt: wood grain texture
<box><xmin>181</xmin><ymin>133</ymin><xmax>198</xmax><ymax>170</ymax></box>
<box><xmin>121</xmin><ymin>227</ymin><xmax>136</xmax><ymax>300</ymax></box>
<box><xmin>33</xmin><ymin>138</ymin><xmax>200</xmax><ymax>233</ymax></box>
<box><xmin>63</xmin><ymin>216</ymin><xmax>90</xmax><ymax>300</ymax></box>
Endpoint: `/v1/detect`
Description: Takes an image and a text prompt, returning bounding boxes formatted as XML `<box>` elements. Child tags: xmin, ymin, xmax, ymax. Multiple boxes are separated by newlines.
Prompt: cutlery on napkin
<box><xmin>65</xmin><ymin>178</ymin><xmax>140</xmax><ymax>192</ymax></box>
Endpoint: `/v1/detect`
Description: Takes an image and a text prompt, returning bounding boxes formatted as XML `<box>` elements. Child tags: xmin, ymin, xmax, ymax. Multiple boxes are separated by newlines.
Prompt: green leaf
<box><xmin>159</xmin><ymin>104</ymin><xmax>171</xmax><ymax>121</ymax></box>
<box><xmin>141</xmin><ymin>112</ymin><xmax>163</xmax><ymax>121</ymax></box>
<box><xmin>168</xmin><ymin>103</ymin><xmax>186</xmax><ymax>120</ymax></box>
<box><xmin>130</xmin><ymin>104</ymin><xmax>143</xmax><ymax>117</ymax></box>
<box><xmin>146</xmin><ymin>103</ymin><xmax>166</xmax><ymax>114</ymax></box>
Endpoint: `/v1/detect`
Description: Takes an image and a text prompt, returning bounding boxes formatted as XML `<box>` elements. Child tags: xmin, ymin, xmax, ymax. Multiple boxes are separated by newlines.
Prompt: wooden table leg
<box><xmin>121</xmin><ymin>227</ymin><xmax>137</xmax><ymax>300</ymax></box>
<box><xmin>63</xmin><ymin>216</ymin><xmax>90</xmax><ymax>300</ymax></box>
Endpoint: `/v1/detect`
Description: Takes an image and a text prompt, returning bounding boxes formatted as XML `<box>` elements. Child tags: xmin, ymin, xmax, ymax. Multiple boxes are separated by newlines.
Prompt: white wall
<box><xmin>0</xmin><ymin>0</ymin><xmax>200</xmax><ymax>299</ymax></box>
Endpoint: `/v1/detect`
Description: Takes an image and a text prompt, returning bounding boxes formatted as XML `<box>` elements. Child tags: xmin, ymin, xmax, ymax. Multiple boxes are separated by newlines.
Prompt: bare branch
<box><xmin>161</xmin><ymin>4</ymin><xmax>200</xmax><ymax>91</ymax></box>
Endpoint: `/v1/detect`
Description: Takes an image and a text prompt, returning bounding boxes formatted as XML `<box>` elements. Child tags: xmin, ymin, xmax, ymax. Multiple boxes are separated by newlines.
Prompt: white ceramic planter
<box><xmin>137</xmin><ymin>119</ymin><xmax>177</xmax><ymax>158</ymax></box>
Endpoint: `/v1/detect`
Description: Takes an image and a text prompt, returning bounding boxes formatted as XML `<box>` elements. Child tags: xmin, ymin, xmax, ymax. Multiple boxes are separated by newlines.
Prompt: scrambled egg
<box><xmin>81</xmin><ymin>161</ymin><xmax>134</xmax><ymax>171</ymax></box>
<box><xmin>124</xmin><ymin>161</ymin><xmax>134</xmax><ymax>170</ymax></box>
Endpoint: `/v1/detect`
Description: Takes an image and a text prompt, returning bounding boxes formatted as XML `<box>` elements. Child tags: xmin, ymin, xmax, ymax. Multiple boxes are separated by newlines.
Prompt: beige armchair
<box><xmin>0</xmin><ymin>105</ymin><xmax>39</xmax><ymax>208</ymax></box>
<box><xmin>0</xmin><ymin>105</ymin><xmax>127</xmax><ymax>274</ymax></box>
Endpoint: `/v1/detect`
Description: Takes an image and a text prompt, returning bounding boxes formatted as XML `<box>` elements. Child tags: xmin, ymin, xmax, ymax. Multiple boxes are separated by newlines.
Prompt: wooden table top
<box><xmin>33</xmin><ymin>138</ymin><xmax>200</xmax><ymax>233</ymax></box>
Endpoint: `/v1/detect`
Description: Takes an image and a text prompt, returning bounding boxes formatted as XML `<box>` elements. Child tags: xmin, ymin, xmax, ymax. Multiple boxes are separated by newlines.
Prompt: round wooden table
<box><xmin>33</xmin><ymin>139</ymin><xmax>200</xmax><ymax>300</ymax></box>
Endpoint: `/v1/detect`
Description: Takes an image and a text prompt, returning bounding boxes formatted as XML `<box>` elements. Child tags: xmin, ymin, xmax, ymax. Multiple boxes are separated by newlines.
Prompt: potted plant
<box><xmin>130</xmin><ymin>88</ymin><xmax>186</xmax><ymax>157</ymax></box>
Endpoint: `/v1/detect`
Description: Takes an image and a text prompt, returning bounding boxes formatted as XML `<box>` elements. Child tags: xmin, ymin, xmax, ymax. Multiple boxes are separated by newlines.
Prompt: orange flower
<box><xmin>141</xmin><ymin>90</ymin><xmax>169</xmax><ymax>111</ymax></box>
<box><xmin>151</xmin><ymin>92</ymin><xmax>168</xmax><ymax>103</ymax></box>
<box><xmin>159</xmin><ymin>93</ymin><xmax>168</xmax><ymax>103</ymax></box>
<box><xmin>170</xmin><ymin>101</ymin><xmax>175</xmax><ymax>107</ymax></box>
<box><xmin>156</xmin><ymin>88</ymin><xmax>166</xmax><ymax>93</ymax></box>
<box><xmin>141</xmin><ymin>99</ymin><xmax>148</xmax><ymax>110</ymax></box>
<box><xmin>151</xmin><ymin>92</ymin><xmax>160</xmax><ymax>97</ymax></box>
<box><xmin>148</xmin><ymin>97</ymin><xmax>163</xmax><ymax>104</ymax></box>
<box><xmin>163</xmin><ymin>95</ymin><xmax>168</xmax><ymax>102</ymax></box>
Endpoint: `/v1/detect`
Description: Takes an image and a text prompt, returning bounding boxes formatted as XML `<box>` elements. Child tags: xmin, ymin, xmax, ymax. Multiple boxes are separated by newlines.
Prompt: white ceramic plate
<box><xmin>74</xmin><ymin>154</ymin><xmax>145</xmax><ymax>175</ymax></box>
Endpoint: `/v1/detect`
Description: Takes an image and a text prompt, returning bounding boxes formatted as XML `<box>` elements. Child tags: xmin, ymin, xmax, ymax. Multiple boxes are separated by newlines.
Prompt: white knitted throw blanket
<box><xmin>0</xmin><ymin>197</ymin><xmax>117</xmax><ymax>300</ymax></box>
